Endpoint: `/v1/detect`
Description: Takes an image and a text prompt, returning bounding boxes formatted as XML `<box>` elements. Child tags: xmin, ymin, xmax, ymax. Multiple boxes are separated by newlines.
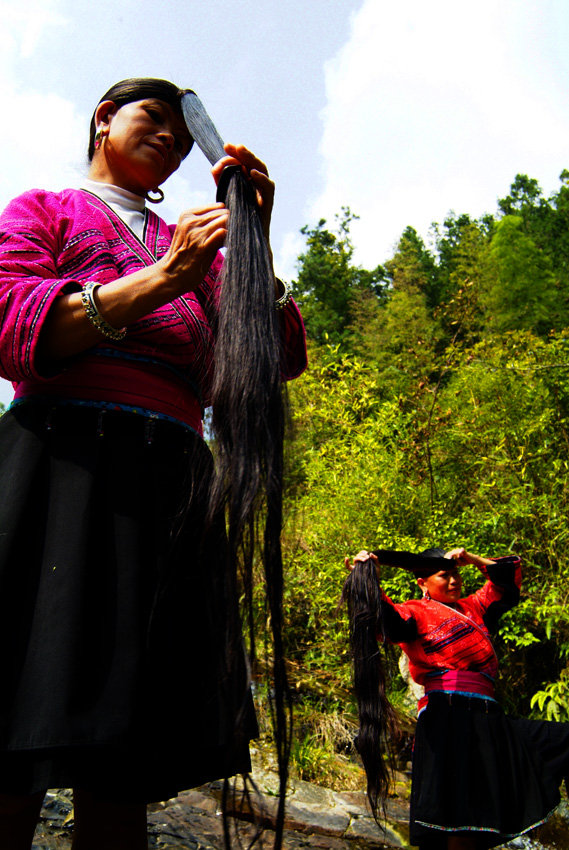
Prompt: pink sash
<box><xmin>418</xmin><ymin>670</ymin><xmax>495</xmax><ymax>713</ymax></box>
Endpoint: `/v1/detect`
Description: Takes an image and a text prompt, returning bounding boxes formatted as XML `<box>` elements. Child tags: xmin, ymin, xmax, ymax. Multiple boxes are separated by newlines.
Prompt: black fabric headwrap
<box><xmin>371</xmin><ymin>548</ymin><xmax>450</xmax><ymax>579</ymax></box>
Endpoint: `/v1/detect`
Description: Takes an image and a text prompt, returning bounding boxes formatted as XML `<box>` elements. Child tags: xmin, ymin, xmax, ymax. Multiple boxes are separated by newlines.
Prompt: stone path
<box><xmin>31</xmin><ymin>757</ymin><xmax>411</xmax><ymax>849</ymax></box>
<box><xmin>29</xmin><ymin>755</ymin><xmax>567</xmax><ymax>849</ymax></box>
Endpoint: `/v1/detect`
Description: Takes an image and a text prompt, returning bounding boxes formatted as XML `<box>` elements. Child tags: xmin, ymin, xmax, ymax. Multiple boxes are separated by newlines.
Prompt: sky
<box><xmin>0</xmin><ymin>0</ymin><xmax>568</xmax><ymax>405</ymax></box>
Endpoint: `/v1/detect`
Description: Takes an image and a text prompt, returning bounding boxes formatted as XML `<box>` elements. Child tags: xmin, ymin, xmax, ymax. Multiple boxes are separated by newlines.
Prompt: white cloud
<box><xmin>0</xmin><ymin>0</ymin><xmax>84</xmax><ymax>210</ymax></box>
<box><xmin>0</xmin><ymin>0</ymin><xmax>66</xmax><ymax>62</ymax></box>
<box><xmin>310</xmin><ymin>0</ymin><xmax>569</xmax><ymax>269</ymax></box>
<box><xmin>0</xmin><ymin>0</ymin><xmax>81</xmax><ymax>407</ymax></box>
<box><xmin>276</xmin><ymin>229</ymin><xmax>305</xmax><ymax>282</ymax></box>
<box><xmin>0</xmin><ymin>89</ymin><xmax>86</xmax><ymax>205</ymax></box>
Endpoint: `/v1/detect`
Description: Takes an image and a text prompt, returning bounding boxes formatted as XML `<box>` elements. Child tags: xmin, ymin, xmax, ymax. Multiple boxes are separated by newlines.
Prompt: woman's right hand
<box><xmin>156</xmin><ymin>202</ymin><xmax>229</xmax><ymax>297</ymax></box>
<box><xmin>345</xmin><ymin>551</ymin><xmax>380</xmax><ymax>579</ymax></box>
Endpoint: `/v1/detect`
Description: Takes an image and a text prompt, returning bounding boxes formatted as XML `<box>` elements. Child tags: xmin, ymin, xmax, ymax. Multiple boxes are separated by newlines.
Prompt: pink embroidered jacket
<box><xmin>0</xmin><ymin>188</ymin><xmax>307</xmax><ymax>434</ymax></box>
<box><xmin>380</xmin><ymin>556</ymin><xmax>522</xmax><ymax>689</ymax></box>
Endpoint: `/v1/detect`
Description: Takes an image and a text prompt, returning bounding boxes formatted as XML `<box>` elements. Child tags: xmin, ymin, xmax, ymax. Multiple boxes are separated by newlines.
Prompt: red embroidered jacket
<box><xmin>380</xmin><ymin>556</ymin><xmax>522</xmax><ymax>687</ymax></box>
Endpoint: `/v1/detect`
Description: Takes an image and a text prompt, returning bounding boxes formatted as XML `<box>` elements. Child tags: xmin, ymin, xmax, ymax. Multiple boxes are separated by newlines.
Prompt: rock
<box><xmin>332</xmin><ymin>789</ymin><xmax>369</xmax><ymax>816</ymax></box>
<box><xmin>283</xmin><ymin>800</ymin><xmax>350</xmax><ymax>836</ymax></box>
<box><xmin>32</xmin><ymin>753</ymin><xmax>569</xmax><ymax>849</ymax></box>
<box><xmin>345</xmin><ymin>814</ymin><xmax>408</xmax><ymax>848</ymax></box>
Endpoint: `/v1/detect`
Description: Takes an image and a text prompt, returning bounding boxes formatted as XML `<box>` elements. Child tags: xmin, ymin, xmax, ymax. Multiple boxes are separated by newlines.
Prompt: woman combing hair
<box><xmin>0</xmin><ymin>77</ymin><xmax>306</xmax><ymax>849</ymax></box>
<box><xmin>343</xmin><ymin>545</ymin><xmax>569</xmax><ymax>849</ymax></box>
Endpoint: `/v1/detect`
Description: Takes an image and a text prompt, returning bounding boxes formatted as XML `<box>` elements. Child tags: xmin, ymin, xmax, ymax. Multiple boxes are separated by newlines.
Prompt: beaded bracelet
<box><xmin>81</xmin><ymin>282</ymin><xmax>127</xmax><ymax>341</ymax></box>
<box><xmin>275</xmin><ymin>279</ymin><xmax>292</xmax><ymax>311</ymax></box>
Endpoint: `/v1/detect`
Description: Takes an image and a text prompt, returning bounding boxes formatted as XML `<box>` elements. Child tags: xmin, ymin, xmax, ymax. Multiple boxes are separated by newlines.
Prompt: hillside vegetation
<box><xmin>271</xmin><ymin>172</ymin><xmax>569</xmax><ymax>783</ymax></box>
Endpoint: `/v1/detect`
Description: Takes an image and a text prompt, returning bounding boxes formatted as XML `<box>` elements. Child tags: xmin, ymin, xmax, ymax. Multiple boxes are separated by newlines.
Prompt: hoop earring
<box><xmin>145</xmin><ymin>187</ymin><xmax>165</xmax><ymax>204</ymax></box>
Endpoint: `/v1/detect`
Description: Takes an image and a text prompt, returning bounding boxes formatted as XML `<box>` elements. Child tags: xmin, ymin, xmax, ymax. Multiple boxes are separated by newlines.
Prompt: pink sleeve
<box><xmin>0</xmin><ymin>191</ymin><xmax>81</xmax><ymax>381</ymax></box>
<box><xmin>279</xmin><ymin>298</ymin><xmax>307</xmax><ymax>380</ymax></box>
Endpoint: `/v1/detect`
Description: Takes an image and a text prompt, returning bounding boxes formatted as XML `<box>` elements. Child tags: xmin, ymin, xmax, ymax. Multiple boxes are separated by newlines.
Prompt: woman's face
<box><xmin>418</xmin><ymin>567</ymin><xmax>463</xmax><ymax>604</ymax></box>
<box><xmin>93</xmin><ymin>98</ymin><xmax>193</xmax><ymax>194</ymax></box>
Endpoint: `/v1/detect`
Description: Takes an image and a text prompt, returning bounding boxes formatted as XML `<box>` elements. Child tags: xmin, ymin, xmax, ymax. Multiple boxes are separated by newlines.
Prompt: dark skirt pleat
<box><xmin>0</xmin><ymin>400</ymin><xmax>255</xmax><ymax>801</ymax></box>
<box><xmin>410</xmin><ymin>692</ymin><xmax>569</xmax><ymax>849</ymax></box>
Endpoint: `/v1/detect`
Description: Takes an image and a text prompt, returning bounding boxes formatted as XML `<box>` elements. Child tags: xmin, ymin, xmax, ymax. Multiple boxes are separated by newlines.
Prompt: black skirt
<box><xmin>0</xmin><ymin>399</ymin><xmax>256</xmax><ymax>801</ymax></box>
<box><xmin>410</xmin><ymin>692</ymin><xmax>569</xmax><ymax>849</ymax></box>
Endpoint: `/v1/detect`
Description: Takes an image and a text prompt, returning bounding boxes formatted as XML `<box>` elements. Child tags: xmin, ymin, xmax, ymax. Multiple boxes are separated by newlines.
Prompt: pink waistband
<box><xmin>418</xmin><ymin>670</ymin><xmax>496</xmax><ymax>713</ymax></box>
<box><xmin>424</xmin><ymin>670</ymin><xmax>495</xmax><ymax>698</ymax></box>
<box><xmin>14</xmin><ymin>355</ymin><xmax>203</xmax><ymax>436</ymax></box>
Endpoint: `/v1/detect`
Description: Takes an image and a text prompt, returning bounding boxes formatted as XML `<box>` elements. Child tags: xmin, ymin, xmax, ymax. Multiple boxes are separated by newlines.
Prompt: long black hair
<box><xmin>341</xmin><ymin>557</ymin><xmax>399</xmax><ymax>819</ymax></box>
<box><xmin>213</xmin><ymin>196</ymin><xmax>288</xmax><ymax>843</ymax></box>
<box><xmin>162</xmin><ymin>86</ymin><xmax>290</xmax><ymax>848</ymax></box>
<box><xmin>179</xmin><ymin>89</ymin><xmax>291</xmax><ymax>848</ymax></box>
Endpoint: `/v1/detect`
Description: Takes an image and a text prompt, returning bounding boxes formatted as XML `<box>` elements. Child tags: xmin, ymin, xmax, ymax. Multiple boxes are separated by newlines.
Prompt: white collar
<box><xmin>81</xmin><ymin>179</ymin><xmax>146</xmax><ymax>213</ymax></box>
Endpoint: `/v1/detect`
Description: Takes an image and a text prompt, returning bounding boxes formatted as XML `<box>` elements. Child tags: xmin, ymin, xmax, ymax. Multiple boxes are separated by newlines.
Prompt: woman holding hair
<box><xmin>0</xmin><ymin>78</ymin><xmax>306</xmax><ymax>849</ymax></box>
<box><xmin>344</xmin><ymin>546</ymin><xmax>569</xmax><ymax>850</ymax></box>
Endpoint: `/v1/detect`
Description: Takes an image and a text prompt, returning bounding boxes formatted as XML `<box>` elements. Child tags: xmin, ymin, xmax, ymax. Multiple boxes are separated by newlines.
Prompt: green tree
<box><xmin>291</xmin><ymin>208</ymin><xmax>385</xmax><ymax>345</ymax></box>
<box><xmin>383</xmin><ymin>226</ymin><xmax>438</xmax><ymax>306</ymax></box>
<box><xmin>496</xmin><ymin>172</ymin><xmax>569</xmax><ymax>325</ymax></box>
<box><xmin>545</xmin><ymin>170</ymin><xmax>569</xmax><ymax>316</ymax></box>
<box><xmin>348</xmin><ymin>227</ymin><xmax>443</xmax><ymax>399</ymax></box>
<box><xmin>432</xmin><ymin>213</ymin><xmax>494</xmax><ymax>343</ymax></box>
<box><xmin>498</xmin><ymin>173</ymin><xmax>544</xmax><ymax>218</ymax></box>
<box><xmin>482</xmin><ymin>215</ymin><xmax>558</xmax><ymax>334</ymax></box>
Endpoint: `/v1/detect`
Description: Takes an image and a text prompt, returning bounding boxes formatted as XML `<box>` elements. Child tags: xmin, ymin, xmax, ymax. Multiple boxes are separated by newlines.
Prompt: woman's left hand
<box><xmin>445</xmin><ymin>547</ymin><xmax>469</xmax><ymax>565</ymax></box>
<box><xmin>446</xmin><ymin>548</ymin><xmax>494</xmax><ymax>568</ymax></box>
<box><xmin>211</xmin><ymin>143</ymin><xmax>275</xmax><ymax>245</ymax></box>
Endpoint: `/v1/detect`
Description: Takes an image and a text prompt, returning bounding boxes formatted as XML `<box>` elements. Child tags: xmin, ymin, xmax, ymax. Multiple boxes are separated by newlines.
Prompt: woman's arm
<box><xmin>39</xmin><ymin>203</ymin><xmax>229</xmax><ymax>361</ymax></box>
<box><xmin>379</xmin><ymin>596</ymin><xmax>418</xmax><ymax>643</ymax></box>
<box><xmin>345</xmin><ymin>551</ymin><xmax>418</xmax><ymax>643</ymax></box>
<box><xmin>445</xmin><ymin>547</ymin><xmax>495</xmax><ymax>568</ymax></box>
<box><xmin>0</xmin><ymin>185</ymin><xmax>230</xmax><ymax>381</ymax></box>
<box><xmin>43</xmin><ymin>143</ymin><xmax>291</xmax><ymax>363</ymax></box>
<box><xmin>455</xmin><ymin>549</ymin><xmax>522</xmax><ymax>631</ymax></box>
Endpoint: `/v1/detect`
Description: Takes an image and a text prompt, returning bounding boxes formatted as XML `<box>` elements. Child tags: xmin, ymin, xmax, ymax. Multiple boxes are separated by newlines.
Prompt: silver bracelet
<box><xmin>81</xmin><ymin>282</ymin><xmax>127</xmax><ymax>341</ymax></box>
<box><xmin>275</xmin><ymin>278</ymin><xmax>292</xmax><ymax>311</ymax></box>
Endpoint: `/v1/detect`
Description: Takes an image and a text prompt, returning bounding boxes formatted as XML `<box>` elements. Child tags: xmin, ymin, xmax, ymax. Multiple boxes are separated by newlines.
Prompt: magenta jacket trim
<box><xmin>0</xmin><ymin>188</ymin><xmax>307</xmax><ymax>433</ymax></box>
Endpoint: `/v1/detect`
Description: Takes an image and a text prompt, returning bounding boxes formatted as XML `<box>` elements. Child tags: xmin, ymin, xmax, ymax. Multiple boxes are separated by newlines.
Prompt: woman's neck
<box><xmin>87</xmin><ymin>160</ymin><xmax>147</xmax><ymax>199</ymax></box>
